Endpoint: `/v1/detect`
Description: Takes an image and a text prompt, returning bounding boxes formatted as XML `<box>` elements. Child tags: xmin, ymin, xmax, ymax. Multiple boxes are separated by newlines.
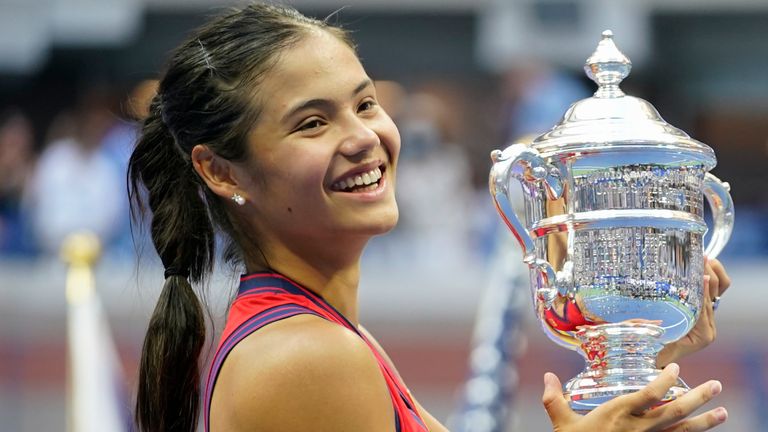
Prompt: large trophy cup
<box><xmin>489</xmin><ymin>31</ymin><xmax>734</xmax><ymax>412</ymax></box>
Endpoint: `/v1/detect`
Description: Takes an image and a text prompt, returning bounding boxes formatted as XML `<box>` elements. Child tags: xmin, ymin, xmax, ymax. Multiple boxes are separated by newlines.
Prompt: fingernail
<box><xmin>714</xmin><ymin>407</ymin><xmax>728</xmax><ymax>422</ymax></box>
<box><xmin>704</xmin><ymin>275</ymin><xmax>711</xmax><ymax>283</ymax></box>
<box><xmin>544</xmin><ymin>372</ymin><xmax>553</xmax><ymax>385</ymax></box>
<box><xmin>666</xmin><ymin>363</ymin><xmax>680</xmax><ymax>375</ymax></box>
<box><xmin>710</xmin><ymin>380</ymin><xmax>722</xmax><ymax>396</ymax></box>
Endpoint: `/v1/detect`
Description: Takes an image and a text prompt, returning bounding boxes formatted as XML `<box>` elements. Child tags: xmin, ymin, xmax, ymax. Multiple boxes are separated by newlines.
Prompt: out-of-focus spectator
<box><xmin>394</xmin><ymin>90</ymin><xmax>476</xmax><ymax>268</ymax></box>
<box><xmin>99</xmin><ymin>80</ymin><xmax>158</xmax><ymax>255</ymax></box>
<box><xmin>465</xmin><ymin>61</ymin><xmax>590</xmax><ymax>259</ymax></box>
<box><xmin>23</xmin><ymin>88</ymin><xmax>126</xmax><ymax>255</ymax></box>
<box><xmin>0</xmin><ymin>109</ymin><xmax>36</xmax><ymax>255</ymax></box>
<box><xmin>501</xmin><ymin>60</ymin><xmax>589</xmax><ymax>141</ymax></box>
<box><xmin>103</xmin><ymin>79</ymin><xmax>157</xmax><ymax>169</ymax></box>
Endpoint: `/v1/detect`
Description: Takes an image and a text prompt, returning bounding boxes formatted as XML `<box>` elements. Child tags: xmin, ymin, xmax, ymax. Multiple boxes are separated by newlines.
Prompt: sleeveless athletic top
<box><xmin>204</xmin><ymin>272</ymin><xmax>429</xmax><ymax>432</ymax></box>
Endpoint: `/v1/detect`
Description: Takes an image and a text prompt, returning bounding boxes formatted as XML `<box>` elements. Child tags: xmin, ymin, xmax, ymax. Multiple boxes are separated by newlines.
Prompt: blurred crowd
<box><xmin>0</xmin><ymin>80</ymin><xmax>157</xmax><ymax>258</ymax></box>
<box><xmin>1</xmin><ymin>60</ymin><xmax>765</xmax><ymax>262</ymax></box>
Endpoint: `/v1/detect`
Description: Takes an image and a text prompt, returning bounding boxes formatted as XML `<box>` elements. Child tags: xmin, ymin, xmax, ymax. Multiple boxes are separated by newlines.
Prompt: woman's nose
<box><xmin>339</xmin><ymin>118</ymin><xmax>379</xmax><ymax>157</ymax></box>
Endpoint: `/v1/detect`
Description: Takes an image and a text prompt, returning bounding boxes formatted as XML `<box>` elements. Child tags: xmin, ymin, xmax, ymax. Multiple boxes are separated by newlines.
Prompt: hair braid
<box><xmin>127</xmin><ymin>4</ymin><xmax>355</xmax><ymax>431</ymax></box>
<box><xmin>129</xmin><ymin>98</ymin><xmax>210</xmax><ymax>432</ymax></box>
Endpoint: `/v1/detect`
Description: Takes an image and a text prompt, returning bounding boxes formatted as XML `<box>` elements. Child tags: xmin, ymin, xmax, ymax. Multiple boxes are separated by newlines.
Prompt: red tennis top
<box><xmin>204</xmin><ymin>272</ymin><xmax>429</xmax><ymax>432</ymax></box>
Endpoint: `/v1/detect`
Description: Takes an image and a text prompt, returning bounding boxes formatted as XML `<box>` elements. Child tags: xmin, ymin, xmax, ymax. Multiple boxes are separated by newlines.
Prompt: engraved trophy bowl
<box><xmin>489</xmin><ymin>30</ymin><xmax>735</xmax><ymax>412</ymax></box>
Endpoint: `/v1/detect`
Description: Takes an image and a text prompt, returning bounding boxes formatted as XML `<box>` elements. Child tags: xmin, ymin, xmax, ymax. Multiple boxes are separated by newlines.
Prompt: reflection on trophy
<box><xmin>489</xmin><ymin>30</ymin><xmax>735</xmax><ymax>412</ymax></box>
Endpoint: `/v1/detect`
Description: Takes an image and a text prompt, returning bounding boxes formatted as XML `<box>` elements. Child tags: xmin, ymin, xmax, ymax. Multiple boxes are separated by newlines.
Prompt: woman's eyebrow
<box><xmin>281</xmin><ymin>78</ymin><xmax>374</xmax><ymax>124</ymax></box>
<box><xmin>282</xmin><ymin>98</ymin><xmax>335</xmax><ymax>124</ymax></box>
<box><xmin>352</xmin><ymin>78</ymin><xmax>373</xmax><ymax>96</ymax></box>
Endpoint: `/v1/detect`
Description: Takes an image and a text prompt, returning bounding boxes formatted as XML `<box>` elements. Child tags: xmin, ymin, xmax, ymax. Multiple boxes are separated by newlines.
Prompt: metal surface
<box><xmin>489</xmin><ymin>30</ymin><xmax>735</xmax><ymax>412</ymax></box>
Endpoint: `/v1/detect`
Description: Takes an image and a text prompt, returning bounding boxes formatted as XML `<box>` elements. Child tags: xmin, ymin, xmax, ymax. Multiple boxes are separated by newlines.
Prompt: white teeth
<box><xmin>333</xmin><ymin>168</ymin><xmax>383</xmax><ymax>191</ymax></box>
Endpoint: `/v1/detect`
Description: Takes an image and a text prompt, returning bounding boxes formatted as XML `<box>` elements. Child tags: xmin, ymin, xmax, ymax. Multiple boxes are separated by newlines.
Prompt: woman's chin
<box><xmin>352</xmin><ymin>208</ymin><xmax>399</xmax><ymax>238</ymax></box>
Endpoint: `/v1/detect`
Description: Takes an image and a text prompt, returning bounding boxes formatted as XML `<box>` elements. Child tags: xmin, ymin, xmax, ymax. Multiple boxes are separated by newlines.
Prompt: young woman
<box><xmin>128</xmin><ymin>4</ymin><xmax>730</xmax><ymax>431</ymax></box>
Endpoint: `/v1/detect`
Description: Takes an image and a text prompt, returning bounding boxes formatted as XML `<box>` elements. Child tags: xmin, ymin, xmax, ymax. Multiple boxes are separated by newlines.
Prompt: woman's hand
<box><xmin>657</xmin><ymin>258</ymin><xmax>731</xmax><ymax>367</ymax></box>
<box><xmin>542</xmin><ymin>363</ymin><xmax>727</xmax><ymax>432</ymax></box>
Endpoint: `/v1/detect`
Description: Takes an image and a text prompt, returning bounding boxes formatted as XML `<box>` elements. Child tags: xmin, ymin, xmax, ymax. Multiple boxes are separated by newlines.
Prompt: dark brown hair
<box><xmin>127</xmin><ymin>4</ymin><xmax>352</xmax><ymax>431</ymax></box>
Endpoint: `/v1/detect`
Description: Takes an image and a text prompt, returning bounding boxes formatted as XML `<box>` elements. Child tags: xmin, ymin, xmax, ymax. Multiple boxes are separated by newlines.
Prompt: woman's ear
<box><xmin>191</xmin><ymin>144</ymin><xmax>250</xmax><ymax>202</ymax></box>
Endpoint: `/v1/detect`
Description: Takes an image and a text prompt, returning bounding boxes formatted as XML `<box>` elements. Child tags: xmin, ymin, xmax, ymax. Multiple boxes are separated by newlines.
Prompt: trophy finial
<box><xmin>584</xmin><ymin>29</ymin><xmax>632</xmax><ymax>98</ymax></box>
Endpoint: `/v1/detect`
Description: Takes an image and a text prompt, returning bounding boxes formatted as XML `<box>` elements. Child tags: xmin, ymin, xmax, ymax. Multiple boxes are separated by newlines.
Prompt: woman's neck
<box><xmin>245</xmin><ymin>239</ymin><xmax>365</xmax><ymax>326</ymax></box>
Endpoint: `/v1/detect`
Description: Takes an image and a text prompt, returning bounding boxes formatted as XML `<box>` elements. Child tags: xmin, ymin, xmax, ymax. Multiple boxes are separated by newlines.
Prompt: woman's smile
<box><xmin>331</xmin><ymin>166</ymin><xmax>383</xmax><ymax>192</ymax></box>
<box><xmin>329</xmin><ymin>166</ymin><xmax>389</xmax><ymax>202</ymax></box>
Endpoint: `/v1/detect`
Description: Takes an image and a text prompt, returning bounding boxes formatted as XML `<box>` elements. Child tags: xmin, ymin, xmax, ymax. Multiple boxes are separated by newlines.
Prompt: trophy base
<box><xmin>564</xmin><ymin>368</ymin><xmax>689</xmax><ymax>413</ymax></box>
<box><xmin>564</xmin><ymin>322</ymin><xmax>689</xmax><ymax>413</ymax></box>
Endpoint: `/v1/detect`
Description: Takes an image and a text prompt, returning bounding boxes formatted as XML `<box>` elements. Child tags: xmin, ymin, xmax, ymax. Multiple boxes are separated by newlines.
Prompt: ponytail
<box><xmin>136</xmin><ymin>275</ymin><xmax>205</xmax><ymax>432</ymax></box>
<box><xmin>129</xmin><ymin>98</ymin><xmax>213</xmax><ymax>432</ymax></box>
<box><xmin>126</xmin><ymin>4</ymin><xmax>357</xmax><ymax>430</ymax></box>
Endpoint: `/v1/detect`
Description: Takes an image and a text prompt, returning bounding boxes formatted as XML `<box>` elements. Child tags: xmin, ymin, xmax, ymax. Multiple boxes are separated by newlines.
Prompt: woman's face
<box><xmin>236</xmin><ymin>29</ymin><xmax>400</xmax><ymax>250</ymax></box>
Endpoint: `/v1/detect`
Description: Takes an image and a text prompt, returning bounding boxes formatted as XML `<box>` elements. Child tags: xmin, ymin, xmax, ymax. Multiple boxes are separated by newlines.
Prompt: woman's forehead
<box><xmin>258</xmin><ymin>31</ymin><xmax>368</xmax><ymax>111</ymax></box>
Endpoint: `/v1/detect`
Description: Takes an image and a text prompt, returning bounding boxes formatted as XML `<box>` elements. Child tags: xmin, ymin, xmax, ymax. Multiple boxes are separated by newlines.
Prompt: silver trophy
<box><xmin>489</xmin><ymin>30</ymin><xmax>734</xmax><ymax>412</ymax></box>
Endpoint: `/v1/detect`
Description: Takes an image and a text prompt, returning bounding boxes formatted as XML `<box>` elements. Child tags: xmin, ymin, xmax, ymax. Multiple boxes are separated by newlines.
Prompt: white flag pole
<box><xmin>62</xmin><ymin>232</ymin><xmax>127</xmax><ymax>432</ymax></box>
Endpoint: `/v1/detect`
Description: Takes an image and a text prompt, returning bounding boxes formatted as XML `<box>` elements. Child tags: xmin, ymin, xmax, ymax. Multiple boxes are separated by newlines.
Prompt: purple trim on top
<box><xmin>239</xmin><ymin>272</ymin><xmax>359</xmax><ymax>334</ymax></box>
<box><xmin>409</xmin><ymin>408</ymin><xmax>427</xmax><ymax>429</ymax></box>
<box><xmin>238</xmin><ymin>286</ymin><xmax>291</xmax><ymax>298</ymax></box>
<box><xmin>358</xmin><ymin>332</ymin><xmax>419</xmax><ymax>419</ymax></box>
<box><xmin>204</xmin><ymin>303</ymin><xmax>322</xmax><ymax>432</ymax></box>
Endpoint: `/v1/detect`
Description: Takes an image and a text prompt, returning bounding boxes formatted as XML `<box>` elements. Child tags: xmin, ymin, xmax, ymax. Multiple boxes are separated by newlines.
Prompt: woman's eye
<box><xmin>358</xmin><ymin>100</ymin><xmax>377</xmax><ymax>113</ymax></box>
<box><xmin>297</xmin><ymin>119</ymin><xmax>323</xmax><ymax>131</ymax></box>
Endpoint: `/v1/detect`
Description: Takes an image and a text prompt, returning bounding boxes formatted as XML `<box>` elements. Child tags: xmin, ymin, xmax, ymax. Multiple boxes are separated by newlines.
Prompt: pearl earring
<box><xmin>232</xmin><ymin>193</ymin><xmax>246</xmax><ymax>206</ymax></box>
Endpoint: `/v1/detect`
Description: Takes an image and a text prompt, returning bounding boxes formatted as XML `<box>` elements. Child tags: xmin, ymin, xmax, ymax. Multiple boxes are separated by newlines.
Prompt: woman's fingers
<box><xmin>661</xmin><ymin>407</ymin><xmax>728</xmax><ymax>432</ymax></box>
<box><xmin>704</xmin><ymin>261</ymin><xmax>719</xmax><ymax>300</ymax></box>
<box><xmin>623</xmin><ymin>363</ymin><xmax>681</xmax><ymax>415</ymax></box>
<box><xmin>708</xmin><ymin>258</ymin><xmax>731</xmax><ymax>296</ymax></box>
<box><xmin>700</xmin><ymin>274</ymin><xmax>716</xmax><ymax>333</ymax></box>
<box><xmin>540</xmin><ymin>366</ymin><xmax>727</xmax><ymax>432</ymax></box>
<box><xmin>642</xmin><ymin>380</ymin><xmax>723</xmax><ymax>430</ymax></box>
<box><xmin>702</xmin><ymin>274</ymin><xmax>714</xmax><ymax>310</ymax></box>
<box><xmin>541</xmin><ymin>372</ymin><xmax>579</xmax><ymax>425</ymax></box>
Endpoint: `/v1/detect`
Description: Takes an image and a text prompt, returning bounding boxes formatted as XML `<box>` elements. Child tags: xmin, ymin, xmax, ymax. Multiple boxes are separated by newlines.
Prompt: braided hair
<box><xmin>127</xmin><ymin>4</ymin><xmax>353</xmax><ymax>431</ymax></box>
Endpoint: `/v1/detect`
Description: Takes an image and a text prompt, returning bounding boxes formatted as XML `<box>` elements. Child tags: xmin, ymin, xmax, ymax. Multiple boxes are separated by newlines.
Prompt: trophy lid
<box><xmin>531</xmin><ymin>30</ymin><xmax>716</xmax><ymax>167</ymax></box>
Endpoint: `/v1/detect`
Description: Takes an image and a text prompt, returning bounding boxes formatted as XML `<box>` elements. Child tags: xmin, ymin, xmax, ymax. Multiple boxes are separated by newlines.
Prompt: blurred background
<box><xmin>0</xmin><ymin>0</ymin><xmax>766</xmax><ymax>430</ymax></box>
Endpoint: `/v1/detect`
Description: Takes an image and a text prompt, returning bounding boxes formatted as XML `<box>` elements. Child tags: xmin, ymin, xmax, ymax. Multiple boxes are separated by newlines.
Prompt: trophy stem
<box><xmin>564</xmin><ymin>322</ymin><xmax>689</xmax><ymax>413</ymax></box>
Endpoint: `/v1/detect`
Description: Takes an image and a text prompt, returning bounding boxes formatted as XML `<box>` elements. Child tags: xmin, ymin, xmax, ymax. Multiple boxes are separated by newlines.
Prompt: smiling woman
<box><xmin>127</xmin><ymin>3</ymin><xmax>728</xmax><ymax>432</ymax></box>
<box><xmin>202</xmin><ymin>31</ymin><xmax>401</xmax><ymax>248</ymax></box>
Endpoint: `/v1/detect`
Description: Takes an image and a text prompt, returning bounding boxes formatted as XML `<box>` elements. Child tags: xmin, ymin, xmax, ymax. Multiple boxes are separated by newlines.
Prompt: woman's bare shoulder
<box><xmin>210</xmin><ymin>314</ymin><xmax>396</xmax><ymax>432</ymax></box>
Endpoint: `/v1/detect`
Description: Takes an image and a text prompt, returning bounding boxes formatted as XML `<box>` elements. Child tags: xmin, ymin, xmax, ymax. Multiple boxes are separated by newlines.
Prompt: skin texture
<box><xmin>192</xmin><ymin>28</ymin><xmax>728</xmax><ymax>432</ymax></box>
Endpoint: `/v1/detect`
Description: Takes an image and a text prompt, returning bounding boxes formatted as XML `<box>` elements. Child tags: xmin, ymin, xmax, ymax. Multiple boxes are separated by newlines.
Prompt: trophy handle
<box><xmin>490</xmin><ymin>144</ymin><xmax>564</xmax><ymax>294</ymax></box>
<box><xmin>702</xmin><ymin>173</ymin><xmax>734</xmax><ymax>259</ymax></box>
